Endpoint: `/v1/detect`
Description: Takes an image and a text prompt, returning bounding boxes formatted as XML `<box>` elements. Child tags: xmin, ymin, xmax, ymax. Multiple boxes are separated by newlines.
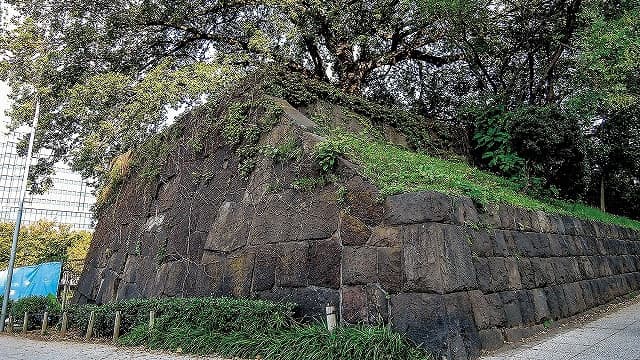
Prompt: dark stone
<box><xmin>517</xmin><ymin>257</ymin><xmax>536</xmax><ymax>289</ymax></box>
<box><xmin>515</xmin><ymin>232</ymin><xmax>539</xmax><ymax>257</ymax></box>
<box><xmin>499</xmin><ymin>291</ymin><xmax>523</xmax><ymax>327</ymax></box>
<box><xmin>340</xmin><ymin>213</ymin><xmax>371</xmax><ymax>246</ymax></box>
<box><xmin>307</xmin><ymin>238</ymin><xmax>341</xmax><ymax>289</ymax></box>
<box><xmin>225</xmin><ymin>252</ymin><xmax>255</xmax><ymax>297</ymax></box>
<box><xmin>469</xmin><ymin>290</ymin><xmax>505</xmax><ymax>329</ymax></box>
<box><xmin>516</xmin><ymin>290</ymin><xmax>536</xmax><ymax>325</ymax></box>
<box><xmin>442</xmin><ymin>225</ymin><xmax>478</xmax><ymax>292</ymax></box>
<box><xmin>402</xmin><ymin>223</ymin><xmax>444</xmax><ymax>293</ymax></box>
<box><xmin>530</xmin><ymin>288</ymin><xmax>550</xmax><ymax>322</ymax></box>
<box><xmin>257</xmin><ymin>287</ymin><xmax>340</xmax><ymax>319</ymax></box>
<box><xmin>492</xmin><ymin>230</ymin><xmax>511</xmax><ymax>256</ymax></box>
<box><xmin>343</xmin><ymin>175</ymin><xmax>384</xmax><ymax>225</ymax></box>
<box><xmin>342</xmin><ymin>246</ymin><xmax>377</xmax><ymax>285</ymax></box>
<box><xmin>383</xmin><ymin>191</ymin><xmax>453</xmax><ymax>225</ymax></box>
<box><xmin>204</xmin><ymin>201</ymin><xmax>251</xmax><ymax>252</ymax></box>
<box><xmin>341</xmin><ymin>285</ymin><xmax>389</xmax><ymax>324</ymax></box>
<box><xmin>276</xmin><ymin>242</ymin><xmax>309</xmax><ymax>287</ymax></box>
<box><xmin>377</xmin><ymin>247</ymin><xmax>402</xmax><ymax>293</ymax></box>
<box><xmin>253</xmin><ymin>247</ymin><xmax>277</xmax><ymax>291</ymax></box>
<box><xmin>444</xmin><ymin>292</ymin><xmax>481</xmax><ymax>359</ymax></box>
<box><xmin>468</xmin><ymin>229</ymin><xmax>493</xmax><ymax>257</ymax></box>
<box><xmin>390</xmin><ymin>293</ymin><xmax>449</xmax><ymax>357</ymax></box>
<box><xmin>367</xmin><ymin>226</ymin><xmax>401</xmax><ymax>247</ymax></box>
<box><xmin>452</xmin><ymin>196</ymin><xmax>480</xmax><ymax>225</ymax></box>
<box><xmin>478</xmin><ymin>328</ymin><xmax>504</xmax><ymax>351</ymax></box>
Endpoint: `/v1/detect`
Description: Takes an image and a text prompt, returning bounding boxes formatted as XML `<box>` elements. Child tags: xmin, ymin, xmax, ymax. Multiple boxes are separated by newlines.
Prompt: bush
<box><xmin>67</xmin><ymin>296</ymin><xmax>431</xmax><ymax>360</ymax></box>
<box><xmin>68</xmin><ymin>297</ymin><xmax>296</xmax><ymax>338</ymax></box>
<box><xmin>10</xmin><ymin>295</ymin><xmax>61</xmax><ymax>317</ymax></box>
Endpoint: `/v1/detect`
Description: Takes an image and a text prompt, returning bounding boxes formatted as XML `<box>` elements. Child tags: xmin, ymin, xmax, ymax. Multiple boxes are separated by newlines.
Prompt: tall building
<box><xmin>0</xmin><ymin>129</ymin><xmax>95</xmax><ymax>230</ymax></box>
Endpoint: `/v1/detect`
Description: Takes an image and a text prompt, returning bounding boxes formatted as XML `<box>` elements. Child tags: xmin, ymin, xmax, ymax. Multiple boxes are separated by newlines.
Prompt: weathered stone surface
<box><xmin>402</xmin><ymin>223</ymin><xmax>444</xmax><ymax>292</ymax></box>
<box><xmin>341</xmin><ymin>285</ymin><xmax>388</xmax><ymax>324</ymax></box>
<box><xmin>453</xmin><ymin>197</ymin><xmax>480</xmax><ymax>225</ymax></box>
<box><xmin>307</xmin><ymin>238</ymin><xmax>341</xmax><ymax>289</ymax></box>
<box><xmin>257</xmin><ymin>286</ymin><xmax>339</xmax><ymax>319</ymax></box>
<box><xmin>444</xmin><ymin>292</ymin><xmax>481</xmax><ymax>359</ymax></box>
<box><xmin>478</xmin><ymin>328</ymin><xmax>504</xmax><ymax>351</ymax></box>
<box><xmin>383</xmin><ymin>191</ymin><xmax>453</xmax><ymax>225</ymax></box>
<box><xmin>390</xmin><ymin>293</ymin><xmax>449</xmax><ymax>356</ymax></box>
<box><xmin>377</xmin><ymin>247</ymin><xmax>402</xmax><ymax>293</ymax></box>
<box><xmin>366</xmin><ymin>226</ymin><xmax>401</xmax><ymax>247</ymax></box>
<box><xmin>442</xmin><ymin>225</ymin><xmax>478</xmax><ymax>292</ymax></box>
<box><xmin>276</xmin><ymin>242</ymin><xmax>309</xmax><ymax>287</ymax></box>
<box><xmin>342</xmin><ymin>246</ymin><xmax>377</xmax><ymax>285</ymax></box>
<box><xmin>469</xmin><ymin>291</ymin><xmax>505</xmax><ymax>329</ymax></box>
<box><xmin>204</xmin><ymin>201</ymin><xmax>251</xmax><ymax>252</ymax></box>
<box><xmin>340</xmin><ymin>213</ymin><xmax>371</xmax><ymax>246</ymax></box>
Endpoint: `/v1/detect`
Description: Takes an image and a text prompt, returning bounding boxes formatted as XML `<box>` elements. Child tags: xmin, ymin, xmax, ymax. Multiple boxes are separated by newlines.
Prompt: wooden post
<box><xmin>7</xmin><ymin>315</ymin><xmax>13</xmax><ymax>333</ymax></box>
<box><xmin>60</xmin><ymin>311</ymin><xmax>68</xmax><ymax>337</ymax></box>
<box><xmin>22</xmin><ymin>312</ymin><xmax>28</xmax><ymax>334</ymax></box>
<box><xmin>40</xmin><ymin>311</ymin><xmax>48</xmax><ymax>335</ymax></box>
<box><xmin>113</xmin><ymin>311</ymin><xmax>121</xmax><ymax>341</ymax></box>
<box><xmin>149</xmin><ymin>310</ymin><xmax>155</xmax><ymax>331</ymax></box>
<box><xmin>326</xmin><ymin>304</ymin><xmax>337</xmax><ymax>332</ymax></box>
<box><xmin>85</xmin><ymin>311</ymin><xmax>96</xmax><ymax>340</ymax></box>
<box><xmin>61</xmin><ymin>271</ymin><xmax>70</xmax><ymax>312</ymax></box>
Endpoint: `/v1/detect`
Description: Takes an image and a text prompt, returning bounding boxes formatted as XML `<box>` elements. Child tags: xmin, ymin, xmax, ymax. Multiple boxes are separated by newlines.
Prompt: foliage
<box><xmin>320</xmin><ymin>132</ymin><xmax>640</xmax><ymax>230</ymax></box>
<box><xmin>9</xmin><ymin>295</ymin><xmax>61</xmax><ymax>317</ymax></box>
<box><xmin>65</xmin><ymin>295</ymin><xmax>430</xmax><ymax>360</ymax></box>
<box><xmin>314</xmin><ymin>141</ymin><xmax>340</xmax><ymax>173</ymax></box>
<box><xmin>0</xmin><ymin>220</ymin><xmax>92</xmax><ymax>270</ymax></box>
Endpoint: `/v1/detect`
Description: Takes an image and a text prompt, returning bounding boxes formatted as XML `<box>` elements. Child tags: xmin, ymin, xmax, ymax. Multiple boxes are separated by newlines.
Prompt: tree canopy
<box><xmin>0</xmin><ymin>0</ymin><xmax>638</xmax><ymax>219</ymax></box>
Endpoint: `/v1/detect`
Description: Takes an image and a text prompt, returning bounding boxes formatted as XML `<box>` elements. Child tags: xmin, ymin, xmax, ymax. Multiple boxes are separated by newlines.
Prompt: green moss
<box><xmin>323</xmin><ymin>132</ymin><xmax>640</xmax><ymax>230</ymax></box>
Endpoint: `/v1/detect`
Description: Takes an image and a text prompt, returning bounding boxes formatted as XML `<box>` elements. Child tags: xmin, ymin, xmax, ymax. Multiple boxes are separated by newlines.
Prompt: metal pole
<box><xmin>0</xmin><ymin>97</ymin><xmax>39</xmax><ymax>331</ymax></box>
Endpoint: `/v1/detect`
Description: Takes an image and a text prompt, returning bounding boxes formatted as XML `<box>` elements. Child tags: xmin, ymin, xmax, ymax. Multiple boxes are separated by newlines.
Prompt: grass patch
<box><xmin>323</xmin><ymin>132</ymin><xmax>640</xmax><ymax>230</ymax></box>
<box><xmin>65</xmin><ymin>296</ymin><xmax>430</xmax><ymax>360</ymax></box>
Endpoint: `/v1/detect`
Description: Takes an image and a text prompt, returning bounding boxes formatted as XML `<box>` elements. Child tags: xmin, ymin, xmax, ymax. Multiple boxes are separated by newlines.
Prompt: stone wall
<box><xmin>76</xmin><ymin>101</ymin><xmax>640</xmax><ymax>359</ymax></box>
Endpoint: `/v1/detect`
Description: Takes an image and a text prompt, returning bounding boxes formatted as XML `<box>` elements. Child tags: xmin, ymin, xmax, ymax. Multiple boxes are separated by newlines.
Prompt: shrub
<box><xmin>10</xmin><ymin>295</ymin><xmax>61</xmax><ymax>317</ymax></box>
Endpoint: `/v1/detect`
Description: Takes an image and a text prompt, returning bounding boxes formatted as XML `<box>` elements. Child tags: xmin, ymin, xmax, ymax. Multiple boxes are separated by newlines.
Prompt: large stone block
<box><xmin>340</xmin><ymin>213</ymin><xmax>371</xmax><ymax>246</ymax></box>
<box><xmin>377</xmin><ymin>247</ymin><xmax>402</xmax><ymax>293</ymax></box>
<box><xmin>341</xmin><ymin>285</ymin><xmax>388</xmax><ymax>324</ymax></box>
<box><xmin>442</xmin><ymin>225</ymin><xmax>478</xmax><ymax>292</ymax></box>
<box><xmin>257</xmin><ymin>286</ymin><xmax>339</xmax><ymax>319</ymax></box>
<box><xmin>499</xmin><ymin>291</ymin><xmax>523</xmax><ymax>327</ymax></box>
<box><xmin>342</xmin><ymin>246</ymin><xmax>377</xmax><ymax>285</ymax></box>
<box><xmin>252</xmin><ymin>247</ymin><xmax>277</xmax><ymax>291</ymax></box>
<box><xmin>390</xmin><ymin>293</ymin><xmax>449</xmax><ymax>357</ymax></box>
<box><xmin>276</xmin><ymin>242</ymin><xmax>310</xmax><ymax>287</ymax></box>
<box><xmin>469</xmin><ymin>290</ymin><xmax>505</xmax><ymax>329</ymax></box>
<box><xmin>452</xmin><ymin>197</ymin><xmax>480</xmax><ymax>225</ymax></box>
<box><xmin>478</xmin><ymin>328</ymin><xmax>505</xmax><ymax>351</ymax></box>
<box><xmin>367</xmin><ymin>226</ymin><xmax>401</xmax><ymax>247</ymax></box>
<box><xmin>307</xmin><ymin>238</ymin><xmax>341</xmax><ymax>289</ymax></box>
<box><xmin>402</xmin><ymin>223</ymin><xmax>444</xmax><ymax>293</ymax></box>
<box><xmin>204</xmin><ymin>201</ymin><xmax>251</xmax><ymax>252</ymax></box>
<box><xmin>444</xmin><ymin>292</ymin><xmax>481</xmax><ymax>359</ymax></box>
<box><xmin>383</xmin><ymin>191</ymin><xmax>453</xmax><ymax>225</ymax></box>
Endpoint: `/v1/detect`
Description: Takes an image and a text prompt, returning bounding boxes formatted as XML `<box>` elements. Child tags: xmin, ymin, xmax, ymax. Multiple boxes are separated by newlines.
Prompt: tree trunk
<box><xmin>600</xmin><ymin>176</ymin><xmax>606</xmax><ymax>212</ymax></box>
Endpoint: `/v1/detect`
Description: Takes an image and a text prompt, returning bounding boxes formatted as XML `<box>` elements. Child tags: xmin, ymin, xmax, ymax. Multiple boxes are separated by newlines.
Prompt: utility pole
<box><xmin>0</xmin><ymin>97</ymin><xmax>39</xmax><ymax>331</ymax></box>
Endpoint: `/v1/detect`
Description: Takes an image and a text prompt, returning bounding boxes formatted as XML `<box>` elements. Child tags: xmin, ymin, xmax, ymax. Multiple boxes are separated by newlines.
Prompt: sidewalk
<box><xmin>481</xmin><ymin>298</ymin><xmax>640</xmax><ymax>360</ymax></box>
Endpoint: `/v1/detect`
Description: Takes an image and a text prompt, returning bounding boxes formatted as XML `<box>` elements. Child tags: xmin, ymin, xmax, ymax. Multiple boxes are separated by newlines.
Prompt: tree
<box><xmin>0</xmin><ymin>220</ymin><xmax>92</xmax><ymax>271</ymax></box>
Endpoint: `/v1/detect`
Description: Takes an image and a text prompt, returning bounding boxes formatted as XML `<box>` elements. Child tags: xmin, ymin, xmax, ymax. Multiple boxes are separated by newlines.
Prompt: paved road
<box><xmin>482</xmin><ymin>299</ymin><xmax>640</xmax><ymax>360</ymax></box>
<box><xmin>0</xmin><ymin>334</ymin><xmax>224</xmax><ymax>360</ymax></box>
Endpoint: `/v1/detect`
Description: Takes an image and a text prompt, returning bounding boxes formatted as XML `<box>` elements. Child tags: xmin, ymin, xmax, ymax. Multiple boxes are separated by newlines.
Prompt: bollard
<box><xmin>60</xmin><ymin>311</ymin><xmax>68</xmax><ymax>337</ymax></box>
<box><xmin>41</xmin><ymin>311</ymin><xmax>48</xmax><ymax>335</ymax></box>
<box><xmin>22</xmin><ymin>312</ymin><xmax>28</xmax><ymax>334</ymax></box>
<box><xmin>113</xmin><ymin>311</ymin><xmax>122</xmax><ymax>341</ymax></box>
<box><xmin>326</xmin><ymin>304</ymin><xmax>337</xmax><ymax>332</ymax></box>
<box><xmin>149</xmin><ymin>310</ymin><xmax>155</xmax><ymax>331</ymax></box>
<box><xmin>7</xmin><ymin>315</ymin><xmax>13</xmax><ymax>333</ymax></box>
<box><xmin>85</xmin><ymin>311</ymin><xmax>96</xmax><ymax>340</ymax></box>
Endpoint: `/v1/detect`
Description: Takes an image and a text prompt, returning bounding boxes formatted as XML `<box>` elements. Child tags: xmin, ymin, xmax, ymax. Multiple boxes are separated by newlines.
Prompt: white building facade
<box><xmin>0</xmin><ymin>130</ymin><xmax>95</xmax><ymax>230</ymax></box>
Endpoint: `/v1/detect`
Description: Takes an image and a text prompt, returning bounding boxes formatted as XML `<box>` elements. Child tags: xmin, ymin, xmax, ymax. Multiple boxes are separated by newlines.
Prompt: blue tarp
<box><xmin>0</xmin><ymin>262</ymin><xmax>62</xmax><ymax>300</ymax></box>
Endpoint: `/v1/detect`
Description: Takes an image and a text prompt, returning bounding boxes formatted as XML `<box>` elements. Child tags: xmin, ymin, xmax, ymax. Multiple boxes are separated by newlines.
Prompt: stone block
<box><xmin>342</xmin><ymin>246</ymin><xmax>377</xmax><ymax>285</ymax></box>
<box><xmin>478</xmin><ymin>328</ymin><xmax>504</xmax><ymax>351</ymax></box>
<box><xmin>276</xmin><ymin>242</ymin><xmax>309</xmax><ymax>287</ymax></box>
<box><xmin>308</xmin><ymin>238</ymin><xmax>341</xmax><ymax>289</ymax></box>
<box><xmin>452</xmin><ymin>196</ymin><xmax>480</xmax><ymax>225</ymax></box>
<box><xmin>514</xmin><ymin>232</ymin><xmax>539</xmax><ymax>257</ymax></box>
<box><xmin>492</xmin><ymin>230</ymin><xmax>511</xmax><ymax>256</ymax></box>
<box><xmin>444</xmin><ymin>292</ymin><xmax>481</xmax><ymax>359</ymax></box>
<box><xmin>530</xmin><ymin>288</ymin><xmax>550</xmax><ymax>322</ymax></box>
<box><xmin>226</xmin><ymin>252</ymin><xmax>255</xmax><ymax>297</ymax></box>
<box><xmin>383</xmin><ymin>191</ymin><xmax>453</xmax><ymax>225</ymax></box>
<box><xmin>367</xmin><ymin>226</ymin><xmax>401</xmax><ymax>247</ymax></box>
<box><xmin>469</xmin><ymin>290</ymin><xmax>505</xmax><ymax>329</ymax></box>
<box><xmin>517</xmin><ymin>257</ymin><xmax>536</xmax><ymax>289</ymax></box>
<box><xmin>377</xmin><ymin>247</ymin><xmax>402</xmax><ymax>293</ymax></box>
<box><xmin>468</xmin><ymin>228</ymin><xmax>493</xmax><ymax>257</ymax></box>
<box><xmin>341</xmin><ymin>285</ymin><xmax>389</xmax><ymax>324</ymax></box>
<box><xmin>442</xmin><ymin>225</ymin><xmax>478</xmax><ymax>292</ymax></box>
<box><xmin>340</xmin><ymin>213</ymin><xmax>371</xmax><ymax>246</ymax></box>
<box><xmin>499</xmin><ymin>291</ymin><xmax>523</xmax><ymax>327</ymax></box>
<box><xmin>402</xmin><ymin>223</ymin><xmax>444</xmax><ymax>293</ymax></box>
<box><xmin>390</xmin><ymin>293</ymin><xmax>448</xmax><ymax>356</ymax></box>
<box><xmin>252</xmin><ymin>247</ymin><xmax>277</xmax><ymax>291</ymax></box>
<box><xmin>516</xmin><ymin>290</ymin><xmax>536</xmax><ymax>325</ymax></box>
<box><xmin>204</xmin><ymin>201</ymin><xmax>251</xmax><ymax>252</ymax></box>
<box><xmin>505</xmin><ymin>257</ymin><xmax>522</xmax><ymax>290</ymax></box>
<box><xmin>548</xmin><ymin>234</ymin><xmax>570</xmax><ymax>256</ymax></box>
<box><xmin>530</xmin><ymin>258</ymin><xmax>556</xmax><ymax>287</ymax></box>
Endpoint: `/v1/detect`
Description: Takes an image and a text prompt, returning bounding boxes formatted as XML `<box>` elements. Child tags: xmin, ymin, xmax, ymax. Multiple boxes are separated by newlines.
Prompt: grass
<box><xmin>65</xmin><ymin>296</ymin><xmax>431</xmax><ymax>360</ymax></box>
<box><xmin>322</xmin><ymin>132</ymin><xmax>640</xmax><ymax>230</ymax></box>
